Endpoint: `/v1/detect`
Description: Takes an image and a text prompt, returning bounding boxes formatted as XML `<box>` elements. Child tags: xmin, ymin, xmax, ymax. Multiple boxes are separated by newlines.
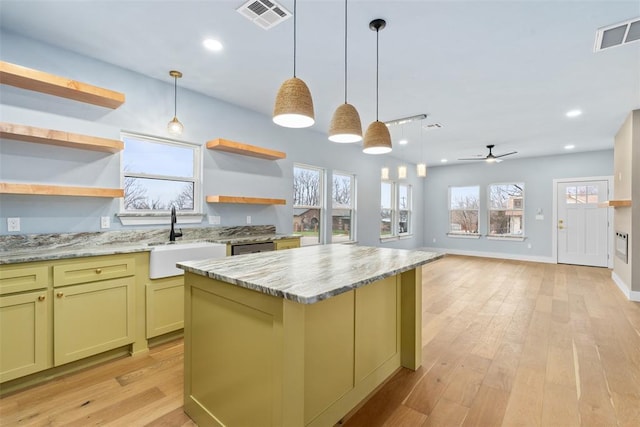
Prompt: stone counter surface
<box><xmin>0</xmin><ymin>225</ymin><xmax>297</xmax><ymax>264</ymax></box>
<box><xmin>178</xmin><ymin>245</ymin><xmax>443</xmax><ymax>304</ymax></box>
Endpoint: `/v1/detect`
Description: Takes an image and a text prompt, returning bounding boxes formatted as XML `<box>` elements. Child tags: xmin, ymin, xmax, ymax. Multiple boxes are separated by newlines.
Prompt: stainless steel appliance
<box><xmin>231</xmin><ymin>241</ymin><xmax>275</xmax><ymax>256</ymax></box>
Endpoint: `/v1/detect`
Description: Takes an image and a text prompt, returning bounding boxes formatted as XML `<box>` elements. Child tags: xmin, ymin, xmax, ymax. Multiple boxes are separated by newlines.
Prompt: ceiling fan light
<box><xmin>329</xmin><ymin>103</ymin><xmax>362</xmax><ymax>143</ymax></box>
<box><xmin>363</xmin><ymin>120</ymin><xmax>392</xmax><ymax>154</ymax></box>
<box><xmin>273</xmin><ymin>77</ymin><xmax>315</xmax><ymax>128</ymax></box>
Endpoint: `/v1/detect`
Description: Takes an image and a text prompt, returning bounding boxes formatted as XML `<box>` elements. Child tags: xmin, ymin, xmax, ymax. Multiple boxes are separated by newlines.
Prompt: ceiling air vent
<box><xmin>594</xmin><ymin>17</ymin><xmax>640</xmax><ymax>51</ymax></box>
<box><xmin>237</xmin><ymin>0</ymin><xmax>291</xmax><ymax>30</ymax></box>
<box><xmin>423</xmin><ymin>123</ymin><xmax>443</xmax><ymax>130</ymax></box>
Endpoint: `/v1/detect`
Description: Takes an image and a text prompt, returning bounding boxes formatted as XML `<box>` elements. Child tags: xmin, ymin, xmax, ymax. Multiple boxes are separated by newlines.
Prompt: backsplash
<box><xmin>0</xmin><ymin>225</ymin><xmax>276</xmax><ymax>253</ymax></box>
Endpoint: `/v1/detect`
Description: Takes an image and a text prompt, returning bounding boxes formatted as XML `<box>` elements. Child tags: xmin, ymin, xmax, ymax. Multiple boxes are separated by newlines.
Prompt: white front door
<box><xmin>557</xmin><ymin>180</ymin><xmax>609</xmax><ymax>267</ymax></box>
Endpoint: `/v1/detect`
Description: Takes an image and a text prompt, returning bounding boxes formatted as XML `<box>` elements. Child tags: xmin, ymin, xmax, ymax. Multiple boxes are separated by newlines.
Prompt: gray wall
<box><xmin>422</xmin><ymin>150</ymin><xmax>614</xmax><ymax>261</ymax></box>
<box><xmin>0</xmin><ymin>30</ymin><xmax>424</xmax><ymax>249</ymax></box>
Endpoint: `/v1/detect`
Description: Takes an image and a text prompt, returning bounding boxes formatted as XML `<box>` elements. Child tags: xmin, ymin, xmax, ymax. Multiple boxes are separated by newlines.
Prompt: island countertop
<box><xmin>177</xmin><ymin>244</ymin><xmax>443</xmax><ymax>304</ymax></box>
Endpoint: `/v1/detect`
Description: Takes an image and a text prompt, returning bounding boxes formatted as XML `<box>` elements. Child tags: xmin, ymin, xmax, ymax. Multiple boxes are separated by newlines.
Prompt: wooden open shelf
<box><xmin>0</xmin><ymin>183</ymin><xmax>124</xmax><ymax>198</ymax></box>
<box><xmin>206</xmin><ymin>195</ymin><xmax>286</xmax><ymax>205</ymax></box>
<box><xmin>206</xmin><ymin>138</ymin><xmax>286</xmax><ymax>160</ymax></box>
<box><xmin>0</xmin><ymin>61</ymin><xmax>125</xmax><ymax>109</ymax></box>
<box><xmin>599</xmin><ymin>199</ymin><xmax>632</xmax><ymax>208</ymax></box>
<box><xmin>1</xmin><ymin>122</ymin><xmax>123</xmax><ymax>153</ymax></box>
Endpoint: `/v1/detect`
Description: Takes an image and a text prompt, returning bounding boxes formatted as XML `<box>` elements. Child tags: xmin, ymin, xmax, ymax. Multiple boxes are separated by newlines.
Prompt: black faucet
<box><xmin>169</xmin><ymin>206</ymin><xmax>183</xmax><ymax>242</ymax></box>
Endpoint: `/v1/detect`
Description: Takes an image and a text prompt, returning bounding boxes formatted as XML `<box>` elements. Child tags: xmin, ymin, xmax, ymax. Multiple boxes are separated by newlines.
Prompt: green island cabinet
<box><xmin>0</xmin><ymin>253</ymin><xmax>147</xmax><ymax>390</ymax></box>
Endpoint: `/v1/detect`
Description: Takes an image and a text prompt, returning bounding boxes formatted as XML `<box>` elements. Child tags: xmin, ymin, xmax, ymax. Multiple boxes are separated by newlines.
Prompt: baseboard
<box><xmin>611</xmin><ymin>272</ymin><xmax>640</xmax><ymax>302</ymax></box>
<box><xmin>417</xmin><ymin>247</ymin><xmax>556</xmax><ymax>264</ymax></box>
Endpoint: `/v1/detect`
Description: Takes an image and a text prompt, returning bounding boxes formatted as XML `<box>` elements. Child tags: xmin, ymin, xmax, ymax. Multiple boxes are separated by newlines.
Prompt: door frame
<box><xmin>552</xmin><ymin>176</ymin><xmax>614</xmax><ymax>268</ymax></box>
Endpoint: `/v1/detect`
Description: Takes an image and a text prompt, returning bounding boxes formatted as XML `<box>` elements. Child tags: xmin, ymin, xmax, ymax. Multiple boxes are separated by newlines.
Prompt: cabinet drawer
<box><xmin>0</xmin><ymin>265</ymin><xmax>50</xmax><ymax>295</ymax></box>
<box><xmin>275</xmin><ymin>239</ymin><xmax>300</xmax><ymax>250</ymax></box>
<box><xmin>53</xmin><ymin>256</ymin><xmax>134</xmax><ymax>287</ymax></box>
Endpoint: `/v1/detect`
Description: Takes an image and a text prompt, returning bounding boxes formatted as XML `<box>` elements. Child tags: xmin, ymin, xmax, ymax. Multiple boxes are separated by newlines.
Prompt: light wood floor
<box><xmin>2</xmin><ymin>255</ymin><xmax>639</xmax><ymax>426</ymax></box>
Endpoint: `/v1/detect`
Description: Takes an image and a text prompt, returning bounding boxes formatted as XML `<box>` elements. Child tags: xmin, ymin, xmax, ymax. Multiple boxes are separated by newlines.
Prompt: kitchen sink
<box><xmin>149</xmin><ymin>241</ymin><xmax>227</xmax><ymax>279</ymax></box>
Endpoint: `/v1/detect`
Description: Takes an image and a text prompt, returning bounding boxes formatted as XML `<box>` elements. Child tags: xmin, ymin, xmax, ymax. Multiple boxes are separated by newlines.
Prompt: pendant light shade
<box><xmin>417</xmin><ymin>163</ymin><xmax>427</xmax><ymax>177</ymax></box>
<box><xmin>417</xmin><ymin>115</ymin><xmax>427</xmax><ymax>177</ymax></box>
<box><xmin>273</xmin><ymin>0</ymin><xmax>315</xmax><ymax>128</ymax></box>
<box><xmin>329</xmin><ymin>103</ymin><xmax>362</xmax><ymax>142</ymax></box>
<box><xmin>363</xmin><ymin>121</ymin><xmax>392</xmax><ymax>154</ymax></box>
<box><xmin>328</xmin><ymin>0</ymin><xmax>362</xmax><ymax>143</ymax></box>
<box><xmin>273</xmin><ymin>77</ymin><xmax>315</xmax><ymax>128</ymax></box>
<box><xmin>363</xmin><ymin>19</ymin><xmax>391</xmax><ymax>155</ymax></box>
<box><xmin>167</xmin><ymin>70</ymin><xmax>183</xmax><ymax>136</ymax></box>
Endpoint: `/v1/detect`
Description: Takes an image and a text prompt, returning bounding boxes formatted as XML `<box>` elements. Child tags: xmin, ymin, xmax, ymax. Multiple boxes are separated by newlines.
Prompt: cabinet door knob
<box><xmin>56</xmin><ymin>292</ymin><xmax>64</xmax><ymax>298</ymax></box>
<box><xmin>38</xmin><ymin>295</ymin><xmax>46</xmax><ymax>301</ymax></box>
<box><xmin>95</xmin><ymin>268</ymin><xmax>102</xmax><ymax>274</ymax></box>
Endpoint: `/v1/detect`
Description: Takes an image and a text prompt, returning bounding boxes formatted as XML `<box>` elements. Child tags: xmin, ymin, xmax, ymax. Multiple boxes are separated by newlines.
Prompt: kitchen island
<box><xmin>177</xmin><ymin>245</ymin><xmax>443</xmax><ymax>427</ymax></box>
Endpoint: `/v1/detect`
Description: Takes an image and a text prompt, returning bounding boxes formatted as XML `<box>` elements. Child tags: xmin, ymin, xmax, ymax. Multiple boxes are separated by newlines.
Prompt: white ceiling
<box><xmin>1</xmin><ymin>0</ymin><xmax>639</xmax><ymax>166</ymax></box>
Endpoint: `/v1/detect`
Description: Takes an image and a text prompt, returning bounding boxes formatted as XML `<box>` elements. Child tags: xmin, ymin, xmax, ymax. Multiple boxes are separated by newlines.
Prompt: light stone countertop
<box><xmin>177</xmin><ymin>244</ymin><xmax>444</xmax><ymax>304</ymax></box>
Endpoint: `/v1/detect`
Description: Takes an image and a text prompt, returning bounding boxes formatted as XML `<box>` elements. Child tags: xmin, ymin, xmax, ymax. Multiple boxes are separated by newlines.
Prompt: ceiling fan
<box><xmin>458</xmin><ymin>144</ymin><xmax>517</xmax><ymax>163</ymax></box>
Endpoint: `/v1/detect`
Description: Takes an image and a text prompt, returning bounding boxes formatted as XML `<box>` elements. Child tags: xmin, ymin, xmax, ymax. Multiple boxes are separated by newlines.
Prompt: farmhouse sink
<box><xmin>149</xmin><ymin>241</ymin><xmax>227</xmax><ymax>279</ymax></box>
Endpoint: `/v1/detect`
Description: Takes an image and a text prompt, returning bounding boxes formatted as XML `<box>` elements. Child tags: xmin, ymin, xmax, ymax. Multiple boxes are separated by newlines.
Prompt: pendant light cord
<box><xmin>293</xmin><ymin>0</ymin><xmax>297</xmax><ymax>77</ymax></box>
<box><xmin>173</xmin><ymin>76</ymin><xmax>177</xmax><ymax>117</ymax></box>
<box><xmin>344</xmin><ymin>0</ymin><xmax>348</xmax><ymax>104</ymax></box>
<box><xmin>375</xmin><ymin>26</ymin><xmax>379</xmax><ymax>121</ymax></box>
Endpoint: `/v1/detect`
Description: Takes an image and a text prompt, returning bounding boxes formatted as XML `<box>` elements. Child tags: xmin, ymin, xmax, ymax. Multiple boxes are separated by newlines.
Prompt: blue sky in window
<box><xmin>123</xmin><ymin>137</ymin><xmax>193</xmax><ymax>177</ymax></box>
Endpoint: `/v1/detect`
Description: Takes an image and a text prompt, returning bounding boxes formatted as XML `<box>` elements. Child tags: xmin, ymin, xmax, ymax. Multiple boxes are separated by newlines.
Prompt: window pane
<box><xmin>450</xmin><ymin>186</ymin><xmax>479</xmax><ymax>210</ymax></box>
<box><xmin>450</xmin><ymin>209</ymin><xmax>478</xmax><ymax>233</ymax></box>
<box><xmin>398</xmin><ymin>184</ymin><xmax>409</xmax><ymax>210</ymax></box>
<box><xmin>124</xmin><ymin>177</ymin><xmax>194</xmax><ymax>210</ymax></box>
<box><xmin>332</xmin><ymin>209</ymin><xmax>352</xmax><ymax>243</ymax></box>
<box><xmin>123</xmin><ymin>137</ymin><xmax>194</xmax><ymax>177</ymax></box>
<box><xmin>489</xmin><ymin>184</ymin><xmax>523</xmax><ymax>209</ymax></box>
<box><xmin>489</xmin><ymin>211</ymin><xmax>523</xmax><ymax>235</ymax></box>
<box><xmin>381</xmin><ymin>182</ymin><xmax>392</xmax><ymax>209</ymax></box>
<box><xmin>586</xmin><ymin>185</ymin><xmax>599</xmax><ymax>203</ymax></box>
<box><xmin>293</xmin><ymin>166</ymin><xmax>321</xmax><ymax>207</ymax></box>
<box><xmin>566</xmin><ymin>186</ymin><xmax>577</xmax><ymax>204</ymax></box>
<box><xmin>577</xmin><ymin>186</ymin><xmax>587</xmax><ymax>203</ymax></box>
<box><xmin>293</xmin><ymin>208</ymin><xmax>320</xmax><ymax>245</ymax></box>
<box><xmin>381</xmin><ymin>208</ymin><xmax>393</xmax><ymax>237</ymax></box>
<box><xmin>399</xmin><ymin>210</ymin><xmax>409</xmax><ymax>233</ymax></box>
<box><xmin>332</xmin><ymin>174</ymin><xmax>352</xmax><ymax>208</ymax></box>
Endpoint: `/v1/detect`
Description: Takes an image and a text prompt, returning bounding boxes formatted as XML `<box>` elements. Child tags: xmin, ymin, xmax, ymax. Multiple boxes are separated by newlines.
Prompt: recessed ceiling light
<box><xmin>566</xmin><ymin>109</ymin><xmax>582</xmax><ymax>118</ymax></box>
<box><xmin>441</xmin><ymin>159</ymin><xmax>448</xmax><ymax>163</ymax></box>
<box><xmin>564</xmin><ymin>144</ymin><xmax>575</xmax><ymax>150</ymax></box>
<box><xmin>203</xmin><ymin>38</ymin><xmax>223</xmax><ymax>52</ymax></box>
<box><xmin>399</xmin><ymin>139</ymin><xmax>408</xmax><ymax>145</ymax></box>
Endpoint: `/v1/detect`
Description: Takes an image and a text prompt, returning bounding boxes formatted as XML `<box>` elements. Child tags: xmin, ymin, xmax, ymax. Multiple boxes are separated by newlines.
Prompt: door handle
<box><xmin>558</xmin><ymin>219</ymin><xmax>564</xmax><ymax>229</ymax></box>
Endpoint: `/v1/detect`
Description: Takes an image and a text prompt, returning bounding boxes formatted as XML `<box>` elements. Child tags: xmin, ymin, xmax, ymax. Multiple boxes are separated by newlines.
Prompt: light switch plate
<box><xmin>246</xmin><ymin>215</ymin><xmax>252</xmax><ymax>224</ymax></box>
<box><xmin>209</xmin><ymin>215</ymin><xmax>221</xmax><ymax>225</ymax></box>
<box><xmin>535</xmin><ymin>214</ymin><xmax>544</xmax><ymax>220</ymax></box>
<box><xmin>7</xmin><ymin>217</ymin><xmax>20</xmax><ymax>232</ymax></box>
<box><xmin>100</xmin><ymin>216</ymin><xmax>110</xmax><ymax>229</ymax></box>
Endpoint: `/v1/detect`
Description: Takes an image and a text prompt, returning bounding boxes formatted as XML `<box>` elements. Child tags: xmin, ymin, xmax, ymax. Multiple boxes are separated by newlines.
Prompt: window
<box><xmin>121</xmin><ymin>133</ymin><xmax>201</xmax><ymax>214</ymax></box>
<box><xmin>488</xmin><ymin>183</ymin><xmax>524</xmax><ymax>236</ymax></box>
<box><xmin>449</xmin><ymin>186</ymin><xmax>479</xmax><ymax>234</ymax></box>
<box><xmin>380</xmin><ymin>181</ymin><xmax>394</xmax><ymax>238</ymax></box>
<box><xmin>565</xmin><ymin>185</ymin><xmax>599</xmax><ymax>204</ymax></box>
<box><xmin>293</xmin><ymin>164</ymin><xmax>324</xmax><ymax>246</ymax></box>
<box><xmin>380</xmin><ymin>181</ymin><xmax>412</xmax><ymax>239</ymax></box>
<box><xmin>331</xmin><ymin>172</ymin><xmax>356</xmax><ymax>243</ymax></box>
<box><xmin>398</xmin><ymin>183</ymin><xmax>412</xmax><ymax>235</ymax></box>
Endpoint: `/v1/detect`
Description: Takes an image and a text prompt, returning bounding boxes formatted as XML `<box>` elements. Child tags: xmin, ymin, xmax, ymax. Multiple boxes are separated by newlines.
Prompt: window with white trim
<box><xmin>488</xmin><ymin>183</ymin><xmax>524</xmax><ymax>236</ymax></box>
<box><xmin>448</xmin><ymin>186</ymin><xmax>480</xmax><ymax>234</ymax></box>
<box><xmin>293</xmin><ymin>164</ymin><xmax>324</xmax><ymax>246</ymax></box>
<box><xmin>381</xmin><ymin>181</ymin><xmax>412</xmax><ymax>239</ymax></box>
<box><xmin>380</xmin><ymin>181</ymin><xmax>394</xmax><ymax>238</ymax></box>
<box><xmin>331</xmin><ymin>172</ymin><xmax>356</xmax><ymax>243</ymax></box>
<box><xmin>121</xmin><ymin>133</ymin><xmax>201</xmax><ymax>214</ymax></box>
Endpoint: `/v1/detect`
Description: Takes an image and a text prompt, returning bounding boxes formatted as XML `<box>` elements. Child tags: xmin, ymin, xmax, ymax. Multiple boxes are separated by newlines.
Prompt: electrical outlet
<box><xmin>246</xmin><ymin>215</ymin><xmax>252</xmax><ymax>224</ymax></box>
<box><xmin>209</xmin><ymin>215</ymin><xmax>221</xmax><ymax>225</ymax></box>
<box><xmin>100</xmin><ymin>216</ymin><xmax>110</xmax><ymax>229</ymax></box>
<box><xmin>527</xmin><ymin>243</ymin><xmax>532</xmax><ymax>249</ymax></box>
<box><xmin>432</xmin><ymin>238</ymin><xmax>436</xmax><ymax>243</ymax></box>
<box><xmin>7</xmin><ymin>217</ymin><xmax>20</xmax><ymax>232</ymax></box>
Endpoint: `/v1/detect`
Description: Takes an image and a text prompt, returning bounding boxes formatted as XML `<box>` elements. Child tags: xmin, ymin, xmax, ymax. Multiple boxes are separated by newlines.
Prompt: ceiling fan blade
<box><xmin>457</xmin><ymin>158</ymin><xmax>485</xmax><ymax>161</ymax></box>
<box><xmin>494</xmin><ymin>151</ymin><xmax>517</xmax><ymax>158</ymax></box>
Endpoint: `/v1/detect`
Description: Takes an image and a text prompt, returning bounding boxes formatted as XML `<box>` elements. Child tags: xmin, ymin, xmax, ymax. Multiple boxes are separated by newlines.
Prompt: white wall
<box><xmin>0</xmin><ymin>30</ymin><xmax>424</xmax><ymax>249</ymax></box>
<box><xmin>422</xmin><ymin>150</ymin><xmax>614</xmax><ymax>261</ymax></box>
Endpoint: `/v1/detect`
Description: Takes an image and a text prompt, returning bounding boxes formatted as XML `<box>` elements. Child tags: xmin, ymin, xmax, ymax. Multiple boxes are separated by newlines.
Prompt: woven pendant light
<box><xmin>363</xmin><ymin>19</ymin><xmax>391</xmax><ymax>154</ymax></box>
<box><xmin>328</xmin><ymin>0</ymin><xmax>362</xmax><ymax>143</ymax></box>
<box><xmin>273</xmin><ymin>0</ymin><xmax>315</xmax><ymax>128</ymax></box>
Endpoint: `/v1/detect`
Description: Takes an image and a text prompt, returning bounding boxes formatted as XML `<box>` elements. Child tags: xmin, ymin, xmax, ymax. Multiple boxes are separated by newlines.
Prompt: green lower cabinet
<box><xmin>53</xmin><ymin>276</ymin><xmax>136</xmax><ymax>366</ymax></box>
<box><xmin>0</xmin><ymin>289</ymin><xmax>51</xmax><ymax>383</ymax></box>
<box><xmin>146</xmin><ymin>276</ymin><xmax>184</xmax><ymax>338</ymax></box>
